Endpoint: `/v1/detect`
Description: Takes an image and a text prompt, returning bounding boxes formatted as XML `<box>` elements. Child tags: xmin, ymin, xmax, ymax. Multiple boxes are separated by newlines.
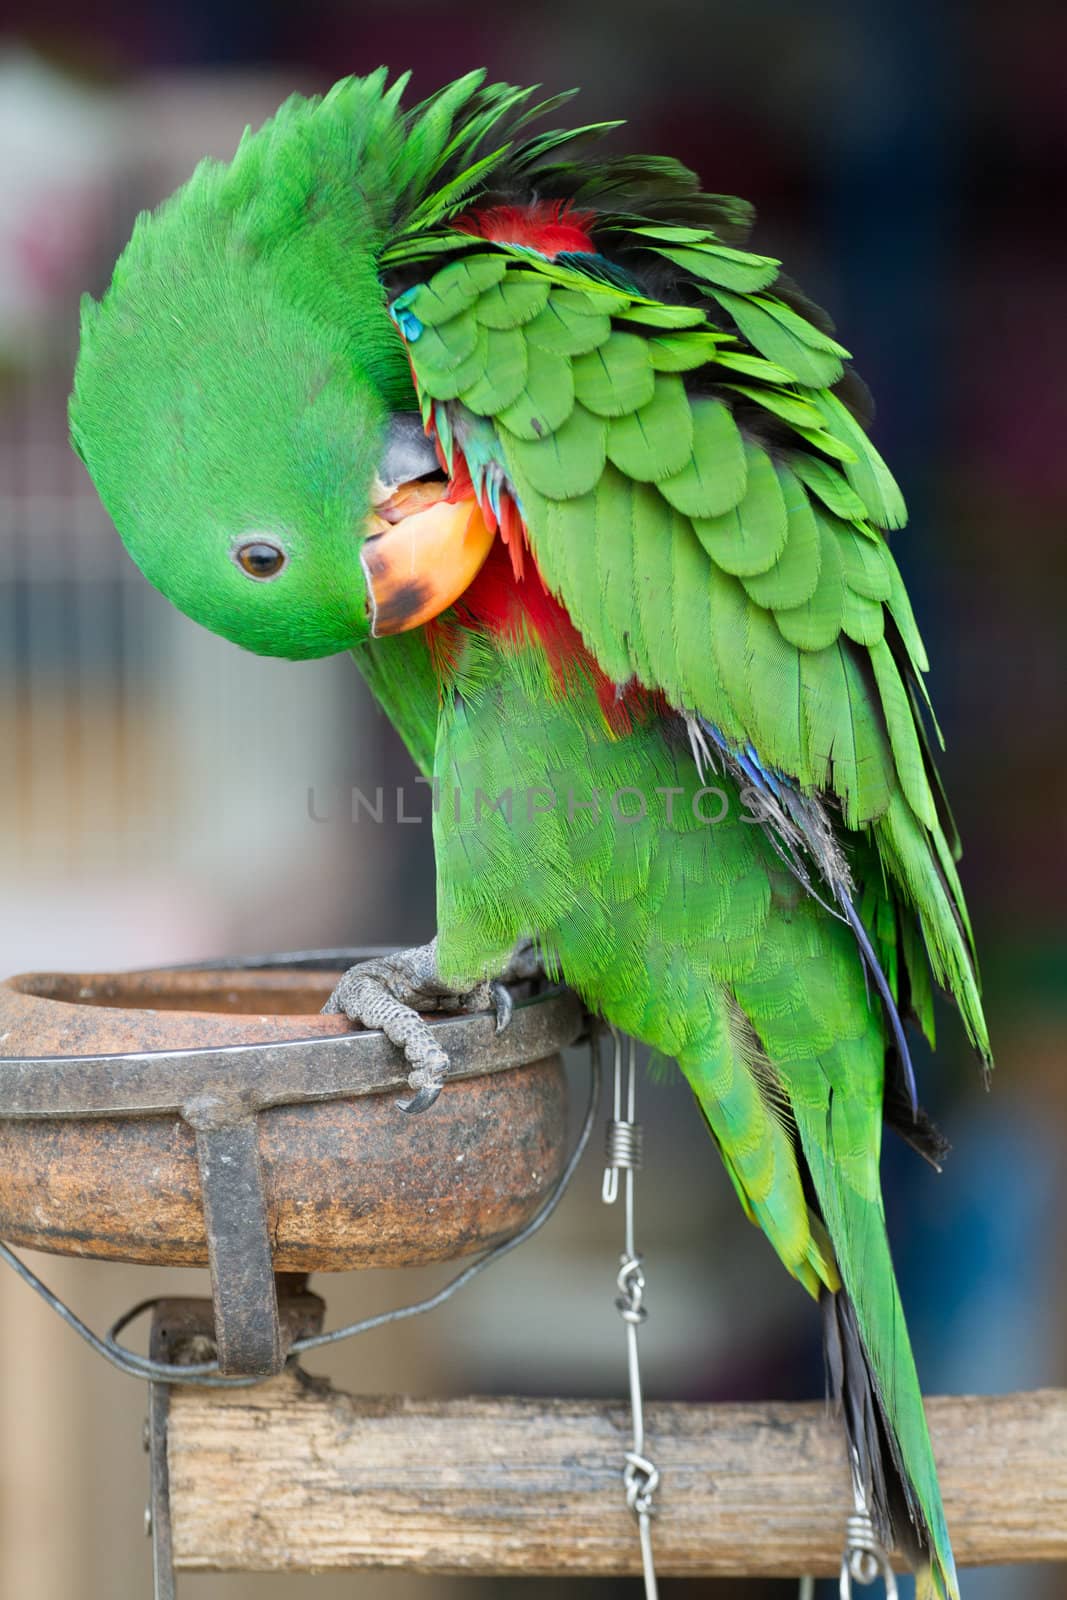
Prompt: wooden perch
<box><xmin>166</xmin><ymin>1374</ymin><xmax>1067</xmax><ymax>1576</ymax></box>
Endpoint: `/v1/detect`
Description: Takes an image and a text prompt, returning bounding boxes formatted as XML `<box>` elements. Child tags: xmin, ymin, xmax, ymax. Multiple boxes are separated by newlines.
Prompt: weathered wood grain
<box><xmin>167</xmin><ymin>1375</ymin><xmax>1067</xmax><ymax>1576</ymax></box>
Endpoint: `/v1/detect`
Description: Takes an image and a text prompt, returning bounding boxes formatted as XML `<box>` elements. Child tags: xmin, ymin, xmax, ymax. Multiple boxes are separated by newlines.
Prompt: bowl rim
<box><xmin>0</xmin><ymin>960</ymin><xmax>585</xmax><ymax>1121</ymax></box>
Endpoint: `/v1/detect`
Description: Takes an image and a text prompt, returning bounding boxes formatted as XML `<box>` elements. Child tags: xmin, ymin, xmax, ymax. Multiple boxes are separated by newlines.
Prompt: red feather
<box><xmin>412</xmin><ymin>397</ymin><xmax>653</xmax><ymax>737</ymax></box>
<box><xmin>456</xmin><ymin>199</ymin><xmax>596</xmax><ymax>258</ymax></box>
<box><xmin>453</xmin><ymin>542</ymin><xmax>653</xmax><ymax>735</ymax></box>
<box><xmin>499</xmin><ymin>490</ymin><xmax>526</xmax><ymax>580</ymax></box>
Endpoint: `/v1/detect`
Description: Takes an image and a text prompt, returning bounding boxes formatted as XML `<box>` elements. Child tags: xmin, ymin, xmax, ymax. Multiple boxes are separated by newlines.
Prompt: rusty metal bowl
<box><xmin>0</xmin><ymin>964</ymin><xmax>583</xmax><ymax>1274</ymax></box>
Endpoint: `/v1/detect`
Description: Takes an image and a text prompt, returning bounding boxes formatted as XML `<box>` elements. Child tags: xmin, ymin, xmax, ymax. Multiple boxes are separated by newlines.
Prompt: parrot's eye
<box><xmin>234</xmin><ymin>540</ymin><xmax>287</xmax><ymax>579</ymax></box>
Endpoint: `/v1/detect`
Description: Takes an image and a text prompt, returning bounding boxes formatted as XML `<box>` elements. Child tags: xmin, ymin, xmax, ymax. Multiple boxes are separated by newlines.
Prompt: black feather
<box><xmin>821</xmin><ymin>1288</ymin><xmax>925</xmax><ymax>1563</ymax></box>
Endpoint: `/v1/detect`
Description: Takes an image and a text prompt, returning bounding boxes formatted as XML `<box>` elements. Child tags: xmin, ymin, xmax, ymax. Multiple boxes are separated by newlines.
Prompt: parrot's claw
<box><xmin>488</xmin><ymin>938</ymin><xmax>546</xmax><ymax>1031</ymax></box>
<box><xmin>489</xmin><ymin>979</ymin><xmax>513</xmax><ymax>1035</ymax></box>
<box><xmin>322</xmin><ymin>937</ymin><xmax>535</xmax><ymax>1113</ymax></box>
<box><xmin>396</xmin><ymin>1081</ymin><xmax>443</xmax><ymax>1116</ymax></box>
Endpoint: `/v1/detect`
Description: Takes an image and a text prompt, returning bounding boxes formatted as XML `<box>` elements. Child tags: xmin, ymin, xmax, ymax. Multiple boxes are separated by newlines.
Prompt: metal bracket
<box><xmin>147</xmin><ymin>1302</ymin><xmax>209</xmax><ymax>1600</ymax></box>
<box><xmin>147</xmin><ymin>1380</ymin><xmax>174</xmax><ymax>1600</ymax></box>
<box><xmin>182</xmin><ymin>1098</ymin><xmax>283</xmax><ymax>1376</ymax></box>
<box><xmin>146</xmin><ymin>1285</ymin><xmax>324</xmax><ymax>1599</ymax></box>
<box><xmin>0</xmin><ymin>969</ymin><xmax>583</xmax><ymax>1379</ymax></box>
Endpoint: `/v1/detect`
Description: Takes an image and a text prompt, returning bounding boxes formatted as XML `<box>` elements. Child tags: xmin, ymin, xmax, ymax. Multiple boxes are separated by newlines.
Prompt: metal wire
<box><xmin>838</xmin><ymin>1450</ymin><xmax>899</xmax><ymax>1598</ymax></box>
<box><xmin>602</xmin><ymin>1029</ymin><xmax>659</xmax><ymax>1600</ymax></box>
<box><xmin>838</xmin><ymin>1511</ymin><xmax>898</xmax><ymax>1598</ymax></box>
<box><xmin>794</xmin><ymin>1440</ymin><xmax>900</xmax><ymax>1595</ymax></box>
<box><xmin>147</xmin><ymin>947</ymin><xmax>403</xmax><ymax>973</ymax></box>
<box><xmin>0</xmin><ymin>1240</ymin><xmax>263</xmax><ymax>1388</ymax></box>
<box><xmin>0</xmin><ymin>1039</ymin><xmax>601</xmax><ymax>1387</ymax></box>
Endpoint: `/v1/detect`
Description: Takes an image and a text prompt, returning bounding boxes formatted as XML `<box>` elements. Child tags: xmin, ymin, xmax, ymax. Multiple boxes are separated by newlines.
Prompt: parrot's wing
<box><xmin>395</xmin><ymin>230</ymin><xmax>973</xmax><ymax>1600</ymax></box>
<box><xmin>395</xmin><ymin>241</ymin><xmax>987</xmax><ymax>1067</ymax></box>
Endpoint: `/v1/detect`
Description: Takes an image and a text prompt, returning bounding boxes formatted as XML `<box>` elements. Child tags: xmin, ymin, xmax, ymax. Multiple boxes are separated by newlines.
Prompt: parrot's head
<box><xmin>69</xmin><ymin>183</ymin><xmax>493</xmax><ymax>660</ymax></box>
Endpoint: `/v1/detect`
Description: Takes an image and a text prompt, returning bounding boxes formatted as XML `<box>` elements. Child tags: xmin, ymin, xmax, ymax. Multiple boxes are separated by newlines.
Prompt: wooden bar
<box><xmin>166</xmin><ymin>1376</ymin><xmax>1067</xmax><ymax>1576</ymax></box>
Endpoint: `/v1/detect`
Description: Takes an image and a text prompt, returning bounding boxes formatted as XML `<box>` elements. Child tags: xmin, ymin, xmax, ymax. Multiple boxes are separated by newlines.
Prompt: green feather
<box><xmin>808</xmin><ymin>390</ymin><xmax>907</xmax><ymax>529</ymax></box>
<box><xmin>414</xmin><ymin>320</ymin><xmax>491</xmax><ymax>399</ymax></box>
<box><xmin>744</xmin><ymin>600</ymin><xmax>806</xmax><ymax>779</ymax></box>
<box><xmin>800</xmin><ymin>643</ymin><xmax>893</xmax><ymax>825</ymax></box>
<box><xmin>883</xmin><ymin>547</ymin><xmax>931</xmax><ymax>674</ymax></box>
<box><xmin>787</xmin><ymin>424</ymin><xmax>859</xmax><ymax>464</ymax></box>
<box><xmin>525</xmin><ymin>297</ymin><xmax>612</xmax><ymax>356</ymax></box>
<box><xmin>593</xmin><ymin>468</ymin><xmax>652</xmax><ymax>685</ymax></box>
<box><xmin>404</xmin><ymin>144</ymin><xmax>513</xmax><ymax>229</ymax></box>
<box><xmin>869</xmin><ymin>637</ymin><xmax>938</xmax><ymax>829</ymax></box>
<box><xmin>551</xmin><ymin>283</ymin><xmax>623</xmax><ymax>317</ymax></box>
<box><xmin>712</xmin><ymin>349</ymin><xmax>799</xmax><ymax>384</ymax></box>
<box><xmin>901</xmin><ymin>907</ymin><xmax>936</xmax><ymax>1046</ymax></box>
<box><xmin>409</xmin><ymin>304</ymin><xmax>479</xmax><ymax>368</ymax></box>
<box><xmin>708</xmin><ymin>566</ymin><xmax>760</xmax><ymax>734</ymax></box>
<box><xmin>658</xmin><ymin>398</ymin><xmax>747</xmax><ymax>518</ymax></box>
<box><xmin>652</xmin><ymin>241</ymin><xmax>780</xmax><ymax>293</ymax></box>
<box><xmin>774</xmin><ymin>505</ymin><xmax>844</xmax><ymax>649</ymax></box>
<box><xmin>836</xmin><ymin>522</ymin><xmax>893</xmax><ymax>601</ymax></box>
<box><xmin>496</xmin><ymin>340</ymin><xmax>575</xmax><ymax>440</ymax></box>
<box><xmin>646</xmin><ymin>330</ymin><xmax>724</xmax><ymax>371</ymax></box>
<box><xmin>841</xmin><ymin>585</ymin><xmax>885</xmax><ymax>647</ymax></box>
<box><xmin>407</xmin><ymin>252</ymin><xmax>507</xmax><ymax>323</ymax></box>
<box><xmin>474</xmin><ymin>272</ymin><xmax>552</xmax><ymax>328</ymax></box>
<box><xmin>572</xmin><ymin>330</ymin><xmax>656</xmax><ymax>416</ymax></box>
<box><xmin>710</xmin><ymin>289</ymin><xmax>848</xmax><ymax>387</ymax></box>
<box><xmin>876</xmin><ymin>792</ymin><xmax>988</xmax><ymax>1061</ymax></box>
<box><xmin>353</xmin><ymin>630</ymin><xmax>437</xmax><ymax>776</ymax></box>
<box><xmin>690</xmin><ymin>438</ymin><xmax>787</xmax><ymax>575</ymax></box>
<box><xmin>789</xmin><ymin>450</ymin><xmax>872</xmax><ymax>524</ymax></box>
<box><xmin>614</xmin><ymin>301</ymin><xmax>708</xmax><ymax>330</ymax></box>
<box><xmin>502</xmin><ymin>400</ymin><xmax>607</xmax><ymax>498</ymax></box>
<box><xmin>606</xmin><ymin>373</ymin><xmax>694</xmax><ymax>481</ymax></box>
<box><xmin>458</xmin><ymin>325</ymin><xmax>528</xmax><ymax>411</ymax></box>
<box><xmin>631</xmin><ymin>489</ymin><xmax>692</xmax><ymax>696</ymax></box>
<box><xmin>721</xmin><ymin>381</ymin><xmax>828</xmax><ymax>432</ymax></box>
<box><xmin>740</xmin><ymin>467</ymin><xmax>823</xmax><ymax>610</ymax></box>
<box><xmin>539</xmin><ymin>486</ymin><xmax>633</xmax><ymax>686</ymax></box>
<box><xmin>630</xmin><ymin>223</ymin><xmax>718</xmax><ymax>243</ymax></box>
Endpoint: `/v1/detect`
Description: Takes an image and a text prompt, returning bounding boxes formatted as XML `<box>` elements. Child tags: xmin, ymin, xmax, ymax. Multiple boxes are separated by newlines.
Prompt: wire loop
<box><xmin>624</xmin><ymin>1451</ymin><xmax>661</xmax><ymax>1517</ymax></box>
<box><xmin>838</xmin><ymin>1500</ymin><xmax>898</xmax><ymax>1597</ymax></box>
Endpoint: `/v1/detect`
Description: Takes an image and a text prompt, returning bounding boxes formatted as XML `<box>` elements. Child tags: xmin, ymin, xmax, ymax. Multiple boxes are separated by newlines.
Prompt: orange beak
<box><xmin>361</xmin><ymin>483</ymin><xmax>496</xmax><ymax>636</ymax></box>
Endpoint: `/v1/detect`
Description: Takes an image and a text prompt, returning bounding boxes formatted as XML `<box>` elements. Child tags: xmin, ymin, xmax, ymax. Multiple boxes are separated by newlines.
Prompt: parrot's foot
<box><xmin>322</xmin><ymin>937</ymin><xmax>539</xmax><ymax>1113</ymax></box>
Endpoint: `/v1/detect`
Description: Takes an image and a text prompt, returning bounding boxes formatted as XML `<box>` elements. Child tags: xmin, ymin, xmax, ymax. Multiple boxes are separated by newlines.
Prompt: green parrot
<box><xmin>70</xmin><ymin>70</ymin><xmax>990</xmax><ymax>1596</ymax></box>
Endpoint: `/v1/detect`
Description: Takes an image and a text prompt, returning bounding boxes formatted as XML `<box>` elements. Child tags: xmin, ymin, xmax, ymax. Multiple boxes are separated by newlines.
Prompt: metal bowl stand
<box><xmin>0</xmin><ymin>955</ymin><xmax>587</xmax><ymax>1598</ymax></box>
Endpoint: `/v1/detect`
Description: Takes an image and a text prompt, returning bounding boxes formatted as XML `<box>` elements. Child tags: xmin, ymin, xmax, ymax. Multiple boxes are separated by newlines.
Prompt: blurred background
<box><xmin>0</xmin><ymin>3</ymin><xmax>1064</xmax><ymax>1597</ymax></box>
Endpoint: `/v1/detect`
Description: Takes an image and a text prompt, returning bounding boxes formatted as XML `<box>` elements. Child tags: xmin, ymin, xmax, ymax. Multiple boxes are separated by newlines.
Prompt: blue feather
<box><xmin>388</xmin><ymin>289</ymin><xmax>424</xmax><ymax>341</ymax></box>
<box><xmin>698</xmin><ymin>719</ymin><xmax>918</xmax><ymax>1114</ymax></box>
<box><xmin>840</xmin><ymin>892</ymin><xmax>919</xmax><ymax>1113</ymax></box>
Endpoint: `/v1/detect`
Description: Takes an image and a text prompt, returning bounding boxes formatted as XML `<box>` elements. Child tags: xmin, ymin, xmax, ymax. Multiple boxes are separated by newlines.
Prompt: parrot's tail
<box><xmin>819</xmin><ymin>1267</ymin><xmax>958</xmax><ymax>1600</ymax></box>
<box><xmin>823</xmin><ymin>1289</ymin><xmax>934</xmax><ymax>1592</ymax></box>
<box><xmin>677</xmin><ymin>930</ymin><xmax>959</xmax><ymax>1594</ymax></box>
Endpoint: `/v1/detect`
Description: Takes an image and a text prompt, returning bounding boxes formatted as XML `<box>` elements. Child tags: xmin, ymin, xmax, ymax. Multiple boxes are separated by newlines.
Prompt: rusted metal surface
<box><xmin>0</xmin><ymin>1059</ymin><xmax>568</xmax><ymax>1270</ymax></box>
<box><xmin>0</xmin><ymin>968</ymin><xmax>582</xmax><ymax>1113</ymax></box>
<box><xmin>2</xmin><ymin>966</ymin><xmax>360</xmax><ymax>1035</ymax></box>
<box><xmin>0</xmin><ymin>967</ymin><xmax>579</xmax><ymax>1272</ymax></box>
